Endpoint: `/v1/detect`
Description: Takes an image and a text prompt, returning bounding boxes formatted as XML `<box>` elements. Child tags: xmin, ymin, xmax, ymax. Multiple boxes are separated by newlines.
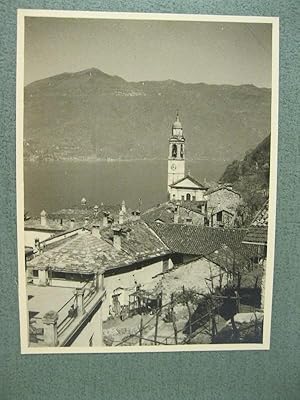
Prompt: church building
<box><xmin>167</xmin><ymin>113</ymin><xmax>208</xmax><ymax>201</ymax></box>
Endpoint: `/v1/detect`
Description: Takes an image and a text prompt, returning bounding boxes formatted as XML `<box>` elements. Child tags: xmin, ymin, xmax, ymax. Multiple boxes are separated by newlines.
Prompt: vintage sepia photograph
<box><xmin>17</xmin><ymin>10</ymin><xmax>279</xmax><ymax>353</ymax></box>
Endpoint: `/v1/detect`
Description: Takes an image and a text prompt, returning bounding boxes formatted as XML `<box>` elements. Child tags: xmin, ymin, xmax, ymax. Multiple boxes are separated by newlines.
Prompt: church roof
<box><xmin>169</xmin><ymin>174</ymin><xmax>208</xmax><ymax>190</ymax></box>
<box><xmin>149</xmin><ymin>223</ymin><xmax>251</xmax><ymax>258</ymax></box>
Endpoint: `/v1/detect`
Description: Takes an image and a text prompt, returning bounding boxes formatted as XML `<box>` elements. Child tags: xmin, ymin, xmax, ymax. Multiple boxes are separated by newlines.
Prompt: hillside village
<box><xmin>24</xmin><ymin>113</ymin><xmax>269</xmax><ymax>348</ymax></box>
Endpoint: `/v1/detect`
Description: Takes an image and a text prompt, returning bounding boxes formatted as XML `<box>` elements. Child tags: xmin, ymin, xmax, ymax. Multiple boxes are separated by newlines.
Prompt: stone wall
<box><xmin>206</xmin><ymin>188</ymin><xmax>241</xmax><ymax>212</ymax></box>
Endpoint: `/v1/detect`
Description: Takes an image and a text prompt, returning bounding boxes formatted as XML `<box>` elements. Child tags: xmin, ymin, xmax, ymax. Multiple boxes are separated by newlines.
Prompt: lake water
<box><xmin>24</xmin><ymin>159</ymin><xmax>228</xmax><ymax>215</ymax></box>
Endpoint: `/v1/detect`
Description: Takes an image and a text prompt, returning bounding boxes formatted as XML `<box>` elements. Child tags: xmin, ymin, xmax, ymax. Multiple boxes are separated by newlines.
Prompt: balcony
<box><xmin>28</xmin><ymin>281</ymin><xmax>106</xmax><ymax>347</ymax></box>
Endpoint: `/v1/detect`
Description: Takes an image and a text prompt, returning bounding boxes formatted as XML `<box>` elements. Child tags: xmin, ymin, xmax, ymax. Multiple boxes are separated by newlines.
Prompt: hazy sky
<box><xmin>24</xmin><ymin>17</ymin><xmax>272</xmax><ymax>87</ymax></box>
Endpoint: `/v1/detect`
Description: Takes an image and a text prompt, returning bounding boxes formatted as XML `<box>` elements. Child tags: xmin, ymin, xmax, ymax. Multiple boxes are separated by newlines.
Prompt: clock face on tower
<box><xmin>171</xmin><ymin>163</ymin><xmax>176</xmax><ymax>171</ymax></box>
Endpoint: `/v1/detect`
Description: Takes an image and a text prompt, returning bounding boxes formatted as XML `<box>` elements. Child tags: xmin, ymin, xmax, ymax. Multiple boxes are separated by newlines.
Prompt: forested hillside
<box><xmin>220</xmin><ymin>134</ymin><xmax>270</xmax><ymax>220</ymax></box>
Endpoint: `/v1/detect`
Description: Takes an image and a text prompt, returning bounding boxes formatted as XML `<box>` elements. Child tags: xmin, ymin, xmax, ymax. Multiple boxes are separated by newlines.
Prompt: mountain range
<box><xmin>24</xmin><ymin>68</ymin><xmax>271</xmax><ymax>162</ymax></box>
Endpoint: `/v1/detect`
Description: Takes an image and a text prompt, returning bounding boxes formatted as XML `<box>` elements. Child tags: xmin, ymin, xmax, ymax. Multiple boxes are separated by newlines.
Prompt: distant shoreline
<box><xmin>24</xmin><ymin>157</ymin><xmax>230</xmax><ymax>163</ymax></box>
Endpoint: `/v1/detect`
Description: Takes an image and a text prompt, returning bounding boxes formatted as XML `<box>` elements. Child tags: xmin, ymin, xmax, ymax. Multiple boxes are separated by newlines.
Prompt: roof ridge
<box><xmin>206</xmin><ymin>186</ymin><xmax>241</xmax><ymax>196</ymax></box>
<box><xmin>170</xmin><ymin>174</ymin><xmax>207</xmax><ymax>188</ymax></box>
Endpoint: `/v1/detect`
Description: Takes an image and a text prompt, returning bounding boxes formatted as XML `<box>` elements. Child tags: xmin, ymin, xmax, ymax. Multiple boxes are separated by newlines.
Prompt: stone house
<box><xmin>205</xmin><ymin>186</ymin><xmax>241</xmax><ymax>213</ymax></box>
<box><xmin>27</xmin><ymin>220</ymin><xmax>173</xmax><ymax>322</ymax></box>
<box><xmin>211</xmin><ymin>208</ymin><xmax>235</xmax><ymax>228</ymax></box>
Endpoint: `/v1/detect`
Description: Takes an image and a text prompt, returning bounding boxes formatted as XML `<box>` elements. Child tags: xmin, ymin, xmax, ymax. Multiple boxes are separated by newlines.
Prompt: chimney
<box><xmin>121</xmin><ymin>200</ymin><xmax>126</xmax><ymax>213</ymax></box>
<box><xmin>34</xmin><ymin>238</ymin><xmax>40</xmax><ymax>252</ymax></box>
<box><xmin>70</xmin><ymin>218</ymin><xmax>75</xmax><ymax>229</ymax></box>
<box><xmin>92</xmin><ymin>223</ymin><xmax>100</xmax><ymax>238</ymax></box>
<box><xmin>174</xmin><ymin>206</ymin><xmax>180</xmax><ymax>223</ymax></box>
<box><xmin>131</xmin><ymin>210</ymin><xmax>140</xmax><ymax>221</ymax></box>
<box><xmin>103</xmin><ymin>211</ymin><xmax>109</xmax><ymax>227</ymax></box>
<box><xmin>40</xmin><ymin>210</ymin><xmax>47</xmax><ymax>226</ymax></box>
<box><xmin>112</xmin><ymin>227</ymin><xmax>122</xmax><ymax>251</ymax></box>
<box><xmin>119</xmin><ymin>210</ymin><xmax>124</xmax><ymax>225</ymax></box>
<box><xmin>93</xmin><ymin>205</ymin><xmax>99</xmax><ymax>215</ymax></box>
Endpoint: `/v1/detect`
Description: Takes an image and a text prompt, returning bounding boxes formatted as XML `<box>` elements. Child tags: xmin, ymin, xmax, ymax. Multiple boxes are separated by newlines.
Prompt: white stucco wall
<box><xmin>25</xmin><ymin>230</ymin><xmax>53</xmax><ymax>247</ymax></box>
<box><xmin>102</xmin><ymin>258</ymin><xmax>173</xmax><ymax>320</ymax></box>
<box><xmin>31</xmin><ymin>256</ymin><xmax>174</xmax><ymax>322</ymax></box>
<box><xmin>169</xmin><ymin>187</ymin><xmax>205</xmax><ymax>202</ymax></box>
<box><xmin>32</xmin><ymin>277</ymin><xmax>85</xmax><ymax>288</ymax></box>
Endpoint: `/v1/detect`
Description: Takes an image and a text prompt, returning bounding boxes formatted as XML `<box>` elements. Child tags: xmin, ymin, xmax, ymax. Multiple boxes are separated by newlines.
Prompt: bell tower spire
<box><xmin>167</xmin><ymin>112</ymin><xmax>186</xmax><ymax>198</ymax></box>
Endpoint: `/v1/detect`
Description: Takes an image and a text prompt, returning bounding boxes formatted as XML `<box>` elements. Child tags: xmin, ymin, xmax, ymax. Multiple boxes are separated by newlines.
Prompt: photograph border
<box><xmin>16</xmin><ymin>9</ymin><xmax>279</xmax><ymax>355</ymax></box>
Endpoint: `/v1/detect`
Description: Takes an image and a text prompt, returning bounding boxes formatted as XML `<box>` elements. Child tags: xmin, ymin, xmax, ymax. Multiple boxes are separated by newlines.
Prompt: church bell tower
<box><xmin>167</xmin><ymin>112</ymin><xmax>185</xmax><ymax>195</ymax></box>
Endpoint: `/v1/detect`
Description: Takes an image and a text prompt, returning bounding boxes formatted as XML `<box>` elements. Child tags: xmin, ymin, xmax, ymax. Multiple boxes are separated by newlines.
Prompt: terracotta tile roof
<box><xmin>242</xmin><ymin>227</ymin><xmax>268</xmax><ymax>245</ymax></box>
<box><xmin>251</xmin><ymin>200</ymin><xmax>269</xmax><ymax>227</ymax></box>
<box><xmin>242</xmin><ymin>200</ymin><xmax>269</xmax><ymax>245</ymax></box>
<box><xmin>204</xmin><ymin>244</ymin><xmax>252</xmax><ymax>271</ymax></box>
<box><xmin>142</xmin><ymin>203</ymin><xmax>176</xmax><ymax>224</ymax></box>
<box><xmin>142</xmin><ymin>201</ymin><xmax>206</xmax><ymax>225</ymax></box>
<box><xmin>149</xmin><ymin>223</ymin><xmax>250</xmax><ymax>257</ymax></box>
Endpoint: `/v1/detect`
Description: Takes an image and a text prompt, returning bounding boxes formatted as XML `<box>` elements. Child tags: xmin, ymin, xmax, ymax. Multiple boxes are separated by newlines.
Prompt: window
<box><xmin>217</xmin><ymin>211</ymin><xmax>222</xmax><ymax>222</ymax></box>
<box><xmin>186</xmin><ymin>193</ymin><xmax>191</xmax><ymax>201</ymax></box>
<box><xmin>52</xmin><ymin>271</ymin><xmax>67</xmax><ymax>280</ymax></box>
<box><xmin>172</xmin><ymin>144</ymin><xmax>177</xmax><ymax>158</ymax></box>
